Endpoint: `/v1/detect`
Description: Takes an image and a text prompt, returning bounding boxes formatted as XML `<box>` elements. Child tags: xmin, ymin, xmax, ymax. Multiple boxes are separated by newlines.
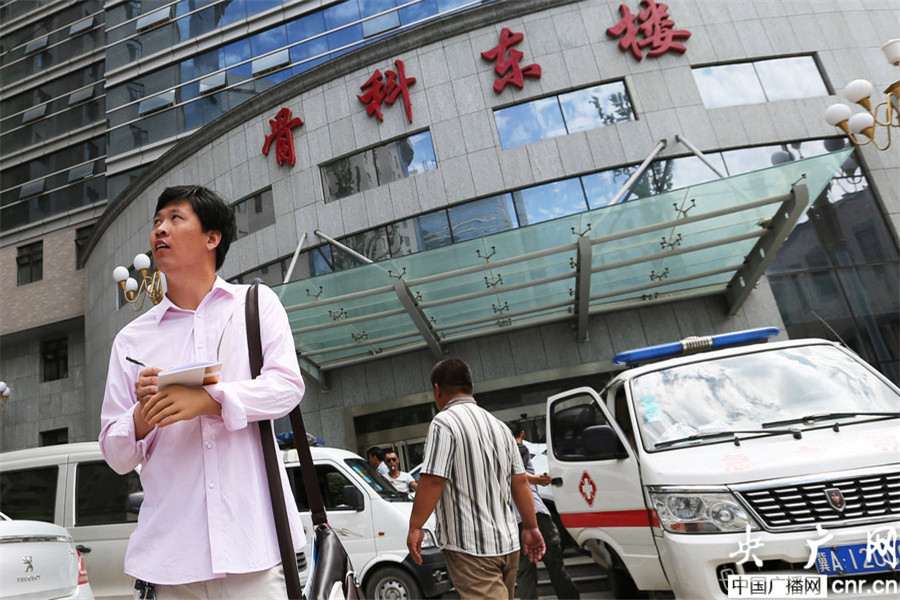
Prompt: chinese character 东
<box><xmin>480</xmin><ymin>27</ymin><xmax>542</xmax><ymax>94</ymax></box>
<box><xmin>729</xmin><ymin>525</ymin><xmax>764</xmax><ymax>567</ymax></box>
<box><xmin>606</xmin><ymin>0</ymin><xmax>691</xmax><ymax>61</ymax></box>
<box><xmin>262</xmin><ymin>107</ymin><xmax>303</xmax><ymax>167</ymax></box>
<box><xmin>357</xmin><ymin>59</ymin><xmax>417</xmax><ymax>123</ymax></box>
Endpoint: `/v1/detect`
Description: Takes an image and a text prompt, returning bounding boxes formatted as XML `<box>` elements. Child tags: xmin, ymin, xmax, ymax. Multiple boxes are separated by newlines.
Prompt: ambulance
<box><xmin>545</xmin><ymin>328</ymin><xmax>900</xmax><ymax>598</ymax></box>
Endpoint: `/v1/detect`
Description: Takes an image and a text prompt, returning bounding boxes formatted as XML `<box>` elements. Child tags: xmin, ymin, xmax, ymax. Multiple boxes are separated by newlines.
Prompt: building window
<box><xmin>40</xmin><ymin>428</ymin><xmax>68</xmax><ymax>446</ymax></box>
<box><xmin>75</xmin><ymin>224</ymin><xmax>94</xmax><ymax>269</ymax></box>
<box><xmin>495</xmin><ymin>81</ymin><xmax>635</xmax><ymax>149</ymax></box>
<box><xmin>16</xmin><ymin>241</ymin><xmax>43</xmax><ymax>285</ymax></box>
<box><xmin>42</xmin><ymin>338</ymin><xmax>68</xmax><ymax>382</ymax></box>
<box><xmin>321</xmin><ymin>131</ymin><xmax>436</xmax><ymax>202</ymax></box>
<box><xmin>693</xmin><ymin>56</ymin><xmax>828</xmax><ymax>109</ymax></box>
<box><xmin>234</xmin><ymin>188</ymin><xmax>275</xmax><ymax>239</ymax></box>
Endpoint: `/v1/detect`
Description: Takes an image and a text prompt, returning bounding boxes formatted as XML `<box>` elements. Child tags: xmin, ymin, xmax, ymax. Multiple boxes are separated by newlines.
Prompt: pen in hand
<box><xmin>126</xmin><ymin>356</ymin><xmax>146</xmax><ymax>367</ymax></box>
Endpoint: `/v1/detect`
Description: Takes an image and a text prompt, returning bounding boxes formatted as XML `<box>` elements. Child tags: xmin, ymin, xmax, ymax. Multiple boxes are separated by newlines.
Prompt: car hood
<box><xmin>639</xmin><ymin>418</ymin><xmax>899</xmax><ymax>486</ymax></box>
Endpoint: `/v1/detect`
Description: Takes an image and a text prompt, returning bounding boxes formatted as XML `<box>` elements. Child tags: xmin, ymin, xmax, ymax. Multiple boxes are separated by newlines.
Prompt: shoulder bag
<box><xmin>246</xmin><ymin>283</ymin><xmax>364</xmax><ymax>600</ymax></box>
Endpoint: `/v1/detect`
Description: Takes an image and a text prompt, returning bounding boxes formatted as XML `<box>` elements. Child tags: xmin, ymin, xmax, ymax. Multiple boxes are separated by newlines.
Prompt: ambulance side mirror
<box><xmin>583</xmin><ymin>425</ymin><xmax>629</xmax><ymax>460</ymax></box>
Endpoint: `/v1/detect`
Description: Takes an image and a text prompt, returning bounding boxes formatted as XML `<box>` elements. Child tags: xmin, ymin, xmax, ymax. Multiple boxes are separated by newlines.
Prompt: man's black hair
<box><xmin>508</xmin><ymin>420</ymin><xmax>526</xmax><ymax>439</ymax></box>
<box><xmin>367</xmin><ymin>446</ymin><xmax>385</xmax><ymax>461</ymax></box>
<box><xmin>155</xmin><ymin>185</ymin><xmax>235</xmax><ymax>270</ymax></box>
<box><xmin>430</xmin><ymin>358</ymin><xmax>474</xmax><ymax>396</ymax></box>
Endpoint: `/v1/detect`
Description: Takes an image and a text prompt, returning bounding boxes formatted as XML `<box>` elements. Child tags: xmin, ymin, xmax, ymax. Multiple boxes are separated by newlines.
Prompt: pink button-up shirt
<box><xmin>100</xmin><ymin>278</ymin><xmax>306</xmax><ymax>584</ymax></box>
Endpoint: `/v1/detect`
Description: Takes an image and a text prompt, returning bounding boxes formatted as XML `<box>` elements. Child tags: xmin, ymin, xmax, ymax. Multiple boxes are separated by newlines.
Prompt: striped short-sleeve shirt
<box><xmin>421</xmin><ymin>399</ymin><xmax>525</xmax><ymax>556</ymax></box>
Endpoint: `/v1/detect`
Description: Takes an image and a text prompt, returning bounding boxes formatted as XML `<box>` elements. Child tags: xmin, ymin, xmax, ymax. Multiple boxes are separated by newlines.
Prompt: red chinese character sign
<box><xmin>607</xmin><ymin>1</ymin><xmax>691</xmax><ymax>61</ymax></box>
<box><xmin>358</xmin><ymin>59</ymin><xmax>417</xmax><ymax>123</ymax></box>
<box><xmin>262</xmin><ymin>107</ymin><xmax>304</xmax><ymax>167</ymax></box>
<box><xmin>481</xmin><ymin>27</ymin><xmax>542</xmax><ymax>93</ymax></box>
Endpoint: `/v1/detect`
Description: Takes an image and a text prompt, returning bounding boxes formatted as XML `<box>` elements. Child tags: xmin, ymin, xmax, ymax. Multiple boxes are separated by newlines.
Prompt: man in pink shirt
<box><xmin>100</xmin><ymin>185</ymin><xmax>305</xmax><ymax>599</ymax></box>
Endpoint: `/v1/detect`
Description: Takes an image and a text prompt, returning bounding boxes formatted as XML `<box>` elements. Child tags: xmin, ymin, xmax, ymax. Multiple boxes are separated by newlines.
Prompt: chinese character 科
<box><xmin>262</xmin><ymin>107</ymin><xmax>303</xmax><ymax>167</ymax></box>
<box><xmin>480</xmin><ymin>27</ymin><xmax>542</xmax><ymax>94</ymax></box>
<box><xmin>865</xmin><ymin>526</ymin><xmax>898</xmax><ymax>568</ymax></box>
<box><xmin>357</xmin><ymin>59</ymin><xmax>417</xmax><ymax>123</ymax></box>
<box><xmin>729</xmin><ymin>525</ymin><xmax>764</xmax><ymax>567</ymax></box>
<box><xmin>804</xmin><ymin>524</ymin><xmax>834</xmax><ymax>568</ymax></box>
<box><xmin>606</xmin><ymin>0</ymin><xmax>691</xmax><ymax>61</ymax></box>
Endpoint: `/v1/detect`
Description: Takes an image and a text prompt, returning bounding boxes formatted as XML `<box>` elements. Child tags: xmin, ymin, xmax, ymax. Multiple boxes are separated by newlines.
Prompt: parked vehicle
<box><xmin>0</xmin><ymin>511</ymin><xmax>93</xmax><ymax>599</ymax></box>
<box><xmin>0</xmin><ymin>442</ymin><xmax>450</xmax><ymax>600</ymax></box>
<box><xmin>545</xmin><ymin>328</ymin><xmax>900</xmax><ymax>598</ymax></box>
<box><xmin>0</xmin><ymin>442</ymin><xmax>306</xmax><ymax>600</ymax></box>
<box><xmin>283</xmin><ymin>446</ymin><xmax>451</xmax><ymax>599</ymax></box>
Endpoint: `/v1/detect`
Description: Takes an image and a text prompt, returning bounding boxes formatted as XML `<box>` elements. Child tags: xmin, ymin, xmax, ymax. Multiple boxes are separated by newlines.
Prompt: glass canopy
<box><xmin>274</xmin><ymin>149</ymin><xmax>852</xmax><ymax>372</ymax></box>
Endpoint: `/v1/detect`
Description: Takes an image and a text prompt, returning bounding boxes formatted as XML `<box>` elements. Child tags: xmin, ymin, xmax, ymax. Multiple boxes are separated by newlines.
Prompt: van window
<box><xmin>549</xmin><ymin>393</ymin><xmax>609</xmax><ymax>460</ymax></box>
<box><xmin>287</xmin><ymin>464</ymin><xmax>362</xmax><ymax>511</ymax></box>
<box><xmin>613</xmin><ymin>386</ymin><xmax>637</xmax><ymax>451</ymax></box>
<box><xmin>0</xmin><ymin>466</ymin><xmax>58</xmax><ymax>522</ymax></box>
<box><xmin>75</xmin><ymin>461</ymin><xmax>142</xmax><ymax>526</ymax></box>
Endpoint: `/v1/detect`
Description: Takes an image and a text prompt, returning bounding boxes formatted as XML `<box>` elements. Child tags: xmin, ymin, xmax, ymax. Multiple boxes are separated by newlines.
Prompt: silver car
<box><xmin>0</xmin><ymin>511</ymin><xmax>94</xmax><ymax>599</ymax></box>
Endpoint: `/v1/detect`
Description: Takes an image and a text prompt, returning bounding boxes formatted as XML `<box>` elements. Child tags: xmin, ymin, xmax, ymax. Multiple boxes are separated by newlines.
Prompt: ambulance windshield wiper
<box><xmin>654</xmin><ymin>427</ymin><xmax>801</xmax><ymax>449</ymax></box>
<box><xmin>762</xmin><ymin>411</ymin><xmax>900</xmax><ymax>428</ymax></box>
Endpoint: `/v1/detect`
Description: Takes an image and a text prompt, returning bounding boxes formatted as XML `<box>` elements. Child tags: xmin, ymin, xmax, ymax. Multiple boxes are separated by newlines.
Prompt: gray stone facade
<box><xmin>3</xmin><ymin>0</ymin><xmax>898</xmax><ymax>452</ymax></box>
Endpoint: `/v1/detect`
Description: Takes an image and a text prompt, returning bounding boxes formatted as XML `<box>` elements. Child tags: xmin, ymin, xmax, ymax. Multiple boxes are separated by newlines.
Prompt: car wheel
<box><xmin>364</xmin><ymin>566</ymin><xmax>422</xmax><ymax>600</ymax></box>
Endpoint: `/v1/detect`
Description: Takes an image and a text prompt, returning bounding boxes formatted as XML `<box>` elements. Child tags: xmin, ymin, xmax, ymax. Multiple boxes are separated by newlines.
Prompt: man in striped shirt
<box><xmin>407</xmin><ymin>359</ymin><xmax>545</xmax><ymax>599</ymax></box>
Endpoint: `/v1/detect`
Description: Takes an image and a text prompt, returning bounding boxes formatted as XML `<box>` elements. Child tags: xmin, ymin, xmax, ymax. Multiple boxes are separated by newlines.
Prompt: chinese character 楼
<box><xmin>606</xmin><ymin>0</ymin><xmax>691</xmax><ymax>61</ymax></box>
<box><xmin>481</xmin><ymin>27</ymin><xmax>542</xmax><ymax>94</ymax></box>
<box><xmin>357</xmin><ymin>59</ymin><xmax>417</xmax><ymax>123</ymax></box>
<box><xmin>262</xmin><ymin>107</ymin><xmax>303</xmax><ymax>167</ymax></box>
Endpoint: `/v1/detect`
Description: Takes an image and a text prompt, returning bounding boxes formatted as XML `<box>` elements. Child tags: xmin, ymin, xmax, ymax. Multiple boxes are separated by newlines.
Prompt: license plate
<box><xmin>814</xmin><ymin>541</ymin><xmax>899</xmax><ymax>575</ymax></box>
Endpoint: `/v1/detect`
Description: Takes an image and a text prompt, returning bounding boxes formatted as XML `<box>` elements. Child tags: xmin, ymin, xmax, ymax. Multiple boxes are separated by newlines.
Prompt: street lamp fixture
<box><xmin>113</xmin><ymin>253</ymin><xmax>164</xmax><ymax>311</ymax></box>
<box><xmin>0</xmin><ymin>381</ymin><xmax>10</xmax><ymax>412</ymax></box>
<box><xmin>824</xmin><ymin>39</ymin><xmax>900</xmax><ymax>150</ymax></box>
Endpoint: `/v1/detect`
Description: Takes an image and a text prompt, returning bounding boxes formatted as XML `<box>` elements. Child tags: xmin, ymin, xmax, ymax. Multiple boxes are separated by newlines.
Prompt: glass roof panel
<box><xmin>275</xmin><ymin>149</ymin><xmax>852</xmax><ymax>369</ymax></box>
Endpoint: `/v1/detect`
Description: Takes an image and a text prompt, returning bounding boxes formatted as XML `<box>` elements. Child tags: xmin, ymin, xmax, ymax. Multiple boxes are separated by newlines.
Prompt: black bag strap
<box><xmin>246</xmin><ymin>283</ymin><xmax>303</xmax><ymax>600</ymax></box>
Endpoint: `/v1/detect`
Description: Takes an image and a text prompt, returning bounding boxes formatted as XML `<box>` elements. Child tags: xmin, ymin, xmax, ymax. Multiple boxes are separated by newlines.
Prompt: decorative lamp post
<box><xmin>0</xmin><ymin>381</ymin><xmax>10</xmax><ymax>412</ymax></box>
<box><xmin>113</xmin><ymin>254</ymin><xmax>164</xmax><ymax>311</ymax></box>
<box><xmin>824</xmin><ymin>39</ymin><xmax>900</xmax><ymax>150</ymax></box>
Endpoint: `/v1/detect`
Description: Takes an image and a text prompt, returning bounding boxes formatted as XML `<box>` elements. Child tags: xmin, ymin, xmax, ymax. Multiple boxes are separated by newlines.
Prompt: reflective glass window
<box><xmin>360</xmin><ymin>0</ymin><xmax>400</xmax><ymax>37</ymax></box>
<box><xmin>324</xmin><ymin>1</ymin><xmax>363</xmax><ymax>54</ymax></box>
<box><xmin>581</xmin><ymin>168</ymin><xmax>635</xmax><ymax>209</ymax></box>
<box><xmin>513</xmin><ymin>179</ymin><xmax>587</xmax><ymax>225</ymax></box>
<box><xmin>341</xmin><ymin>229</ymin><xmax>392</xmax><ymax>264</ymax></box>
<box><xmin>448</xmin><ymin>194</ymin><xmax>517</xmax><ymax>242</ymax></box>
<box><xmin>234</xmin><ymin>188</ymin><xmax>275</xmax><ymax>238</ymax></box>
<box><xmin>693</xmin><ymin>63</ymin><xmax>766</xmax><ymax>109</ymax></box>
<box><xmin>495</xmin><ymin>97</ymin><xmax>565</xmax><ymax>149</ymax></box>
<box><xmin>558</xmin><ymin>81</ymin><xmax>634</xmax><ymax>133</ymax></box>
<box><xmin>400</xmin><ymin>0</ymin><xmax>438</xmax><ymax>25</ymax></box>
<box><xmin>287</xmin><ymin>12</ymin><xmax>329</xmax><ymax>71</ymax></box>
<box><xmin>754</xmin><ymin>56</ymin><xmax>828</xmax><ymax>102</ymax></box>
<box><xmin>406</xmin><ymin>131</ymin><xmax>437</xmax><ymax>175</ymax></box>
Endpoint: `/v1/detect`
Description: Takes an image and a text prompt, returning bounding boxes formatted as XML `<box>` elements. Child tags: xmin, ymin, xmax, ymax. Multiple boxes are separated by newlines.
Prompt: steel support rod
<box><xmin>675</xmin><ymin>133</ymin><xmax>728</xmax><ymax>178</ymax></box>
<box><xmin>314</xmin><ymin>229</ymin><xmax>374</xmax><ymax>265</ymax></box>
<box><xmin>610</xmin><ymin>138</ymin><xmax>668</xmax><ymax>205</ymax></box>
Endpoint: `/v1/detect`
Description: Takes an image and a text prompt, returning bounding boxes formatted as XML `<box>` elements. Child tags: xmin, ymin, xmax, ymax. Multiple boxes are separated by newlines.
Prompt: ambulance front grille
<box><xmin>736</xmin><ymin>471</ymin><xmax>900</xmax><ymax>530</ymax></box>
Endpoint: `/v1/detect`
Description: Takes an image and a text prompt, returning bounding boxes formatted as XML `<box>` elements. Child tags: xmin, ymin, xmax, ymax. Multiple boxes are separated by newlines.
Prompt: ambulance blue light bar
<box><xmin>613</xmin><ymin>327</ymin><xmax>779</xmax><ymax>365</ymax></box>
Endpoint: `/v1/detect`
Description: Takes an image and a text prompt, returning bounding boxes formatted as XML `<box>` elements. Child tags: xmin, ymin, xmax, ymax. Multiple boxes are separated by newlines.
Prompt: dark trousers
<box><xmin>517</xmin><ymin>512</ymin><xmax>580</xmax><ymax>599</ymax></box>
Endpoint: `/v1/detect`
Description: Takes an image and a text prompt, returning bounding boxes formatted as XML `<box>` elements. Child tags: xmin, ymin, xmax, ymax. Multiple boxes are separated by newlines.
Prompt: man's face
<box><xmin>150</xmin><ymin>199</ymin><xmax>219</xmax><ymax>274</ymax></box>
<box><xmin>368</xmin><ymin>454</ymin><xmax>379</xmax><ymax>467</ymax></box>
<box><xmin>384</xmin><ymin>453</ymin><xmax>399</xmax><ymax>473</ymax></box>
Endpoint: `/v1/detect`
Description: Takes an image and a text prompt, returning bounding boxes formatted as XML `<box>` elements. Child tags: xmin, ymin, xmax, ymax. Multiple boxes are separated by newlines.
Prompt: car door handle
<box><xmin>76</xmin><ymin>545</ymin><xmax>91</xmax><ymax>554</ymax></box>
<box><xmin>551</xmin><ymin>477</ymin><xmax>563</xmax><ymax>487</ymax></box>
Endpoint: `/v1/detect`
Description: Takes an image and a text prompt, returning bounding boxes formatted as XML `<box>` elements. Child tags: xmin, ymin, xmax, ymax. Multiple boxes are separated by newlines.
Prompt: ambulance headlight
<box><xmin>421</xmin><ymin>528</ymin><xmax>437</xmax><ymax>548</ymax></box>
<box><xmin>649</xmin><ymin>489</ymin><xmax>759</xmax><ymax>533</ymax></box>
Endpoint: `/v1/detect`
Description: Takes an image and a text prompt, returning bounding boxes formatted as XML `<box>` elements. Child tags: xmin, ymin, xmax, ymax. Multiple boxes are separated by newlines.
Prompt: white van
<box><xmin>545</xmin><ymin>329</ymin><xmax>900</xmax><ymax>598</ymax></box>
<box><xmin>282</xmin><ymin>446</ymin><xmax>451</xmax><ymax>599</ymax></box>
<box><xmin>0</xmin><ymin>442</ymin><xmax>449</xmax><ymax>600</ymax></box>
